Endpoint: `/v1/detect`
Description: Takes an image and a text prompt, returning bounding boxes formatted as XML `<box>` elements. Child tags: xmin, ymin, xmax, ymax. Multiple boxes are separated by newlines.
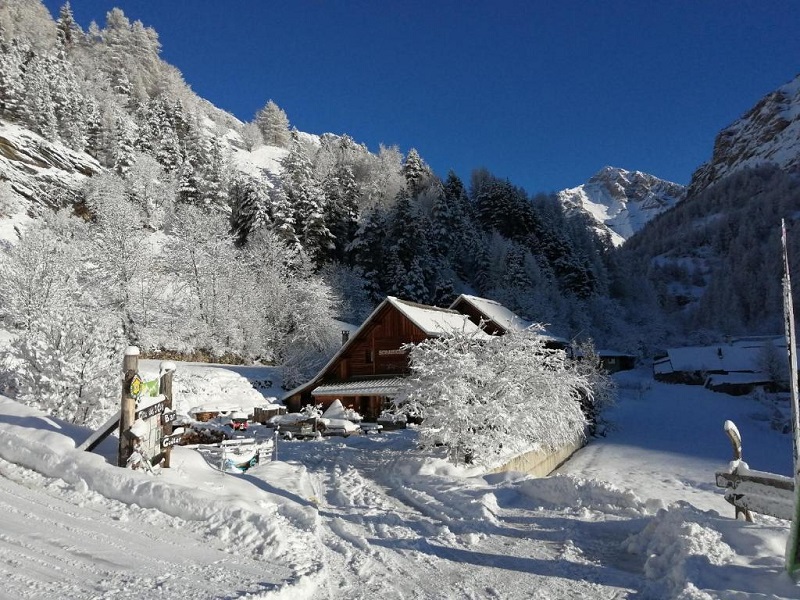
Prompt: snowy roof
<box><xmin>189</xmin><ymin>402</ymin><xmax>244</xmax><ymax>415</ymax></box>
<box><xmin>450</xmin><ymin>294</ymin><xmax>568</xmax><ymax>344</ymax></box>
<box><xmin>659</xmin><ymin>336</ymin><xmax>786</xmax><ymax>374</ymax></box>
<box><xmin>312</xmin><ymin>378</ymin><xmax>405</xmax><ymax>397</ymax></box>
<box><xmin>388</xmin><ymin>297</ymin><xmax>491</xmax><ymax>339</ymax></box>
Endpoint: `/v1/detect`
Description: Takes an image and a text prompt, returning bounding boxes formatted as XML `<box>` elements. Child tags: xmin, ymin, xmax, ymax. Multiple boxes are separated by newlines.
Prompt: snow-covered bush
<box><xmin>0</xmin><ymin>213</ymin><xmax>124</xmax><ymax>426</ymax></box>
<box><xmin>397</xmin><ymin>327</ymin><xmax>610</xmax><ymax>466</ymax></box>
<box><xmin>0</xmin><ymin>308</ymin><xmax>123</xmax><ymax>426</ymax></box>
<box><xmin>568</xmin><ymin>339</ymin><xmax>616</xmax><ymax>434</ymax></box>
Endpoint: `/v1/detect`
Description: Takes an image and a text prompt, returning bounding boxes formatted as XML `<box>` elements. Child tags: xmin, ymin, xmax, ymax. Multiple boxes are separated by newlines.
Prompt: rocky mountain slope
<box><xmin>621</xmin><ymin>73</ymin><xmax>800</xmax><ymax>336</ymax></box>
<box><xmin>558</xmin><ymin>166</ymin><xmax>685</xmax><ymax>246</ymax></box>
<box><xmin>689</xmin><ymin>73</ymin><xmax>800</xmax><ymax>195</ymax></box>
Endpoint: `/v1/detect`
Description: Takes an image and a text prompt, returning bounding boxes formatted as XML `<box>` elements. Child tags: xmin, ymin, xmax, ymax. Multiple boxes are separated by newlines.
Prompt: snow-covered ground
<box><xmin>0</xmin><ymin>366</ymin><xmax>798</xmax><ymax>599</ymax></box>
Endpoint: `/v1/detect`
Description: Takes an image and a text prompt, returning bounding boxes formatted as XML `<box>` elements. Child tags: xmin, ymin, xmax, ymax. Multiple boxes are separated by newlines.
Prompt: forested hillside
<box><xmin>622</xmin><ymin>166</ymin><xmax>800</xmax><ymax>339</ymax></box>
<box><xmin>0</xmin><ymin>1</ymin><xmax>677</xmax><ymax>425</ymax></box>
<box><xmin>621</xmin><ymin>70</ymin><xmax>800</xmax><ymax>340</ymax></box>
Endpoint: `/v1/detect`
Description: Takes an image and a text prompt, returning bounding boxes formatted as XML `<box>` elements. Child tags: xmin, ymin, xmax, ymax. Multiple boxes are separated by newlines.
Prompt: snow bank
<box><xmin>624</xmin><ymin>502</ymin><xmax>799</xmax><ymax>599</ymax></box>
<box><xmin>0</xmin><ymin>395</ymin><xmax>314</xmax><ymax>565</ymax></box>
<box><xmin>517</xmin><ymin>474</ymin><xmax>651</xmax><ymax>517</ymax></box>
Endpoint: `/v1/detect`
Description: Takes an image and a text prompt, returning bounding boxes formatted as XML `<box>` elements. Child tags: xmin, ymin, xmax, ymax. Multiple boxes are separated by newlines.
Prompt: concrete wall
<box><xmin>488</xmin><ymin>436</ymin><xmax>586</xmax><ymax>478</ymax></box>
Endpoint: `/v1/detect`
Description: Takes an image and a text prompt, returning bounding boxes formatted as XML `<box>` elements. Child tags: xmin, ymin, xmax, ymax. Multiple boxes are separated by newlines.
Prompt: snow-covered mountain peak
<box><xmin>558</xmin><ymin>166</ymin><xmax>685</xmax><ymax>246</ymax></box>
<box><xmin>689</xmin><ymin>73</ymin><xmax>800</xmax><ymax>194</ymax></box>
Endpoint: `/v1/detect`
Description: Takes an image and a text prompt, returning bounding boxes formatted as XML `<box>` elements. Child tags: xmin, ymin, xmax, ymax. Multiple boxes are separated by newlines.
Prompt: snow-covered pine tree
<box><xmin>348</xmin><ymin>205</ymin><xmax>388</xmax><ymax>304</ymax></box>
<box><xmin>279</xmin><ymin>142</ymin><xmax>333</xmax><ymax>265</ymax></box>
<box><xmin>56</xmin><ymin>2</ymin><xmax>81</xmax><ymax>49</ymax></box>
<box><xmin>401</xmin><ymin>148</ymin><xmax>433</xmax><ymax>197</ymax></box>
<box><xmin>111</xmin><ymin>111</ymin><xmax>136</xmax><ymax>174</ymax></box>
<box><xmin>385</xmin><ymin>189</ymin><xmax>432</xmax><ymax>303</ymax></box>
<box><xmin>229</xmin><ymin>174</ymin><xmax>270</xmax><ymax>246</ymax></box>
<box><xmin>21</xmin><ymin>54</ymin><xmax>58</xmax><ymax>140</ymax></box>
<box><xmin>322</xmin><ymin>164</ymin><xmax>360</xmax><ymax>263</ymax></box>
<box><xmin>255</xmin><ymin>99</ymin><xmax>291</xmax><ymax>148</ymax></box>
<box><xmin>200</xmin><ymin>137</ymin><xmax>229</xmax><ymax>207</ymax></box>
<box><xmin>0</xmin><ymin>39</ymin><xmax>25</xmax><ymax>121</ymax></box>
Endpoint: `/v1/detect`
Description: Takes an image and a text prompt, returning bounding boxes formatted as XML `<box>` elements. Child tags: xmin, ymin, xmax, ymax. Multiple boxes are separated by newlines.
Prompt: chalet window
<box><xmin>365</xmin><ymin>349</ymin><xmax>374</xmax><ymax>364</ymax></box>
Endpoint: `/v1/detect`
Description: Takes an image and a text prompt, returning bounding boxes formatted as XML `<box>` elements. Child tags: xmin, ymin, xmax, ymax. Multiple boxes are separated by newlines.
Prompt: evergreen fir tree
<box><xmin>401</xmin><ymin>148</ymin><xmax>432</xmax><ymax>196</ymax></box>
<box><xmin>279</xmin><ymin>142</ymin><xmax>333</xmax><ymax>265</ymax></box>
<box><xmin>255</xmin><ymin>99</ymin><xmax>291</xmax><ymax>148</ymax></box>
<box><xmin>348</xmin><ymin>206</ymin><xmax>388</xmax><ymax>303</ymax></box>
<box><xmin>323</xmin><ymin>164</ymin><xmax>360</xmax><ymax>263</ymax></box>
<box><xmin>229</xmin><ymin>175</ymin><xmax>270</xmax><ymax>246</ymax></box>
<box><xmin>385</xmin><ymin>189</ymin><xmax>432</xmax><ymax>303</ymax></box>
<box><xmin>0</xmin><ymin>41</ymin><xmax>24</xmax><ymax>121</ymax></box>
<box><xmin>56</xmin><ymin>2</ymin><xmax>81</xmax><ymax>49</ymax></box>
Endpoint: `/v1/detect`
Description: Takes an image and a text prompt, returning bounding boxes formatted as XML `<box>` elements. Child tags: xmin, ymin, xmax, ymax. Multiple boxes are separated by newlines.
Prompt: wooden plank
<box><xmin>77</xmin><ymin>410</ymin><xmax>121</xmax><ymax>452</ymax></box>
<box><xmin>716</xmin><ymin>467</ymin><xmax>795</xmax><ymax>521</ymax></box>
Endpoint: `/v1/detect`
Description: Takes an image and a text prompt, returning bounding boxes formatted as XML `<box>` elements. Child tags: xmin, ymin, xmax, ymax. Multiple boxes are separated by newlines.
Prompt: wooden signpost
<box><xmin>114</xmin><ymin>346</ymin><xmax>177</xmax><ymax>470</ymax></box>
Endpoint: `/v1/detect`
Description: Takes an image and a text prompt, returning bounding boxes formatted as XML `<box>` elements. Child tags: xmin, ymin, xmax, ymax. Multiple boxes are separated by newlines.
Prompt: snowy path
<box><xmin>0</xmin><ymin>457</ymin><xmax>290</xmax><ymax>599</ymax></box>
<box><xmin>282</xmin><ymin>436</ymin><xmax>645</xmax><ymax>599</ymax></box>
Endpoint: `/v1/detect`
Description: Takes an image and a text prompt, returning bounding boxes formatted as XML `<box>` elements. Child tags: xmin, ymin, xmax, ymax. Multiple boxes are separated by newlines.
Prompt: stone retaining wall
<box><xmin>488</xmin><ymin>436</ymin><xmax>585</xmax><ymax>478</ymax></box>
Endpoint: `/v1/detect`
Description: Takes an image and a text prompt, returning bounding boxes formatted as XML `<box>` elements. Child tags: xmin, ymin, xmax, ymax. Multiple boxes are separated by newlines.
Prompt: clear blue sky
<box><xmin>44</xmin><ymin>1</ymin><xmax>800</xmax><ymax>194</ymax></box>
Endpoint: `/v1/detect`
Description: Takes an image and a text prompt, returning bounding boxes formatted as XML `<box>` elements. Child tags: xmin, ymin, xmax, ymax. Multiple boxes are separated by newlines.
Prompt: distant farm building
<box><xmin>596</xmin><ymin>350</ymin><xmax>637</xmax><ymax>373</ymax></box>
<box><xmin>653</xmin><ymin>336</ymin><xmax>786</xmax><ymax>394</ymax></box>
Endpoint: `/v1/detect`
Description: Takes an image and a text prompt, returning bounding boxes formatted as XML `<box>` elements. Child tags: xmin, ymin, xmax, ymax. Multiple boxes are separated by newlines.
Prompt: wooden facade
<box><xmin>283</xmin><ymin>297</ymin><xmax>485</xmax><ymax>420</ymax></box>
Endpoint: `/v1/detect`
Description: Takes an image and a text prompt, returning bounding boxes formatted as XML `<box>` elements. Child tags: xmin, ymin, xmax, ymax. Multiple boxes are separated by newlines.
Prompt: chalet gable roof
<box><xmin>388</xmin><ymin>296</ymin><xmax>491</xmax><ymax>338</ymax></box>
<box><xmin>449</xmin><ymin>294</ymin><xmax>569</xmax><ymax>345</ymax></box>
<box><xmin>654</xmin><ymin>336</ymin><xmax>786</xmax><ymax>375</ymax></box>
<box><xmin>450</xmin><ymin>294</ymin><xmax>531</xmax><ymax>333</ymax></box>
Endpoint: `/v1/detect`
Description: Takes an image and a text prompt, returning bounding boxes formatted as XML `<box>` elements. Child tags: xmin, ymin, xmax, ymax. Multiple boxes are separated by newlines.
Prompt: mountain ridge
<box><xmin>558</xmin><ymin>166</ymin><xmax>685</xmax><ymax>246</ymax></box>
<box><xmin>688</xmin><ymin>73</ymin><xmax>800</xmax><ymax>195</ymax></box>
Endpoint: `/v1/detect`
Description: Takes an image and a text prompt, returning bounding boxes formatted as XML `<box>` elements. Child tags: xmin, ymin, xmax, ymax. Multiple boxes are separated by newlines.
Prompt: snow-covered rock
<box><xmin>0</xmin><ymin>119</ymin><xmax>101</xmax><ymax>203</ymax></box>
<box><xmin>558</xmin><ymin>166</ymin><xmax>685</xmax><ymax>246</ymax></box>
<box><xmin>689</xmin><ymin>73</ymin><xmax>800</xmax><ymax>194</ymax></box>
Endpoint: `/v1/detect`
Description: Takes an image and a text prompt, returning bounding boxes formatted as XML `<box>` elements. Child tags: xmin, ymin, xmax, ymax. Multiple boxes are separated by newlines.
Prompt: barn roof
<box><xmin>656</xmin><ymin>336</ymin><xmax>786</xmax><ymax>375</ymax></box>
<box><xmin>312</xmin><ymin>378</ymin><xmax>405</xmax><ymax>396</ymax></box>
<box><xmin>388</xmin><ymin>296</ymin><xmax>491</xmax><ymax>338</ymax></box>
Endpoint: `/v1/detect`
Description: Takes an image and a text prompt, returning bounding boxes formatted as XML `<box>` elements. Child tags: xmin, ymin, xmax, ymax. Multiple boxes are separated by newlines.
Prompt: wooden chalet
<box><xmin>449</xmin><ymin>294</ymin><xmax>569</xmax><ymax>348</ymax></box>
<box><xmin>282</xmin><ymin>296</ymin><xmax>491</xmax><ymax>420</ymax></box>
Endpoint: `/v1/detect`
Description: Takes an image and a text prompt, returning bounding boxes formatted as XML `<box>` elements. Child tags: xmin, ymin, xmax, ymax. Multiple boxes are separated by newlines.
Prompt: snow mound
<box><xmin>518</xmin><ymin>474</ymin><xmax>648</xmax><ymax>516</ymax></box>
<box><xmin>624</xmin><ymin>503</ymin><xmax>735</xmax><ymax>599</ymax></box>
<box><xmin>321</xmin><ymin>398</ymin><xmax>362</xmax><ymax>422</ymax></box>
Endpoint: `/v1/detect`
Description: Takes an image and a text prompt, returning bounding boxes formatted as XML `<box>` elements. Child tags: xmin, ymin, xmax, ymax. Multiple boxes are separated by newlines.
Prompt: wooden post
<box><xmin>118</xmin><ymin>346</ymin><xmax>139</xmax><ymax>467</ymax></box>
<box><xmin>159</xmin><ymin>362</ymin><xmax>176</xmax><ymax>468</ymax></box>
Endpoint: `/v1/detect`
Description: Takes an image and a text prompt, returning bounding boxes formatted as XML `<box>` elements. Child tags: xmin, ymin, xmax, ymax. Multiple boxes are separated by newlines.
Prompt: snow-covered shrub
<box><xmin>568</xmin><ymin>339</ymin><xmax>616</xmax><ymax>434</ymax></box>
<box><xmin>0</xmin><ymin>308</ymin><xmax>123</xmax><ymax>426</ymax></box>
<box><xmin>397</xmin><ymin>327</ymin><xmax>610</xmax><ymax>466</ymax></box>
<box><xmin>0</xmin><ymin>214</ymin><xmax>124</xmax><ymax>426</ymax></box>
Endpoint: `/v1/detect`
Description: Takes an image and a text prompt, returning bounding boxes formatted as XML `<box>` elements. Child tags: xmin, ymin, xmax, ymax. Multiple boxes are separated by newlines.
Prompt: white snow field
<box><xmin>0</xmin><ymin>366</ymin><xmax>799</xmax><ymax>599</ymax></box>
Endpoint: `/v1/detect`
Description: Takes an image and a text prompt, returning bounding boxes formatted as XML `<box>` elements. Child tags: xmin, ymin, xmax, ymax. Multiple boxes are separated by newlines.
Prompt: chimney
<box><xmin>341</xmin><ymin>330</ymin><xmax>350</xmax><ymax>345</ymax></box>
